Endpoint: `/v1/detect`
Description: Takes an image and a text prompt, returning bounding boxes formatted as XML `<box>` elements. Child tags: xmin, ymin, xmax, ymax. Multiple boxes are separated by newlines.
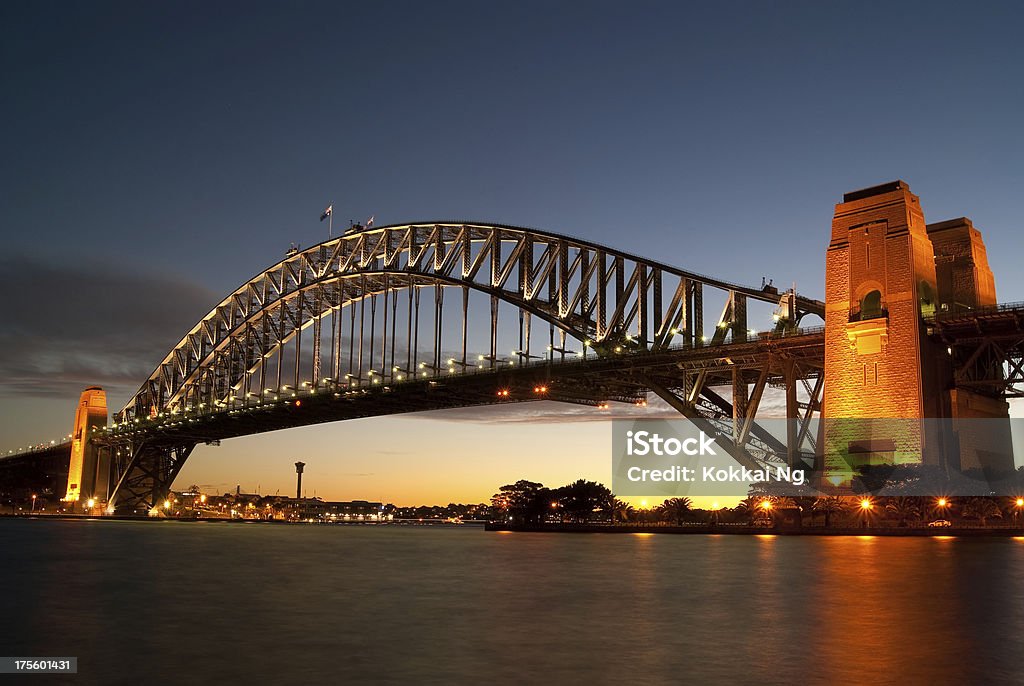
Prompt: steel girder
<box><xmin>932</xmin><ymin>305</ymin><xmax>1024</xmax><ymax>398</ymax></box>
<box><xmin>94</xmin><ymin>224</ymin><xmax>826</xmax><ymax>510</ymax></box>
<box><xmin>116</xmin><ymin>223</ymin><xmax>824</xmax><ymax>424</ymax></box>
<box><xmin>105</xmin><ymin>441</ymin><xmax>194</xmax><ymax>514</ymax></box>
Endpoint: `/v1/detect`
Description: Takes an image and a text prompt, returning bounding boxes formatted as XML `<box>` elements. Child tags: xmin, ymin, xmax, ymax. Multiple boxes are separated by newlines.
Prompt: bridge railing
<box><xmin>0</xmin><ymin>441</ymin><xmax>72</xmax><ymax>463</ymax></box>
<box><xmin>94</xmin><ymin>323</ymin><xmax>826</xmax><ymax>440</ymax></box>
<box><xmin>931</xmin><ymin>301</ymin><xmax>1024</xmax><ymax>321</ymax></box>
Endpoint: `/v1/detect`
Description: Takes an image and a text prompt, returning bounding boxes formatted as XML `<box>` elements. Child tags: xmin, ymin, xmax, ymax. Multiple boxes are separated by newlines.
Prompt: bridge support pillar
<box><xmin>822</xmin><ymin>181</ymin><xmax>1011</xmax><ymax>483</ymax></box>
<box><xmin>107</xmin><ymin>441</ymin><xmax>195</xmax><ymax>515</ymax></box>
<box><xmin>64</xmin><ymin>387</ymin><xmax>108</xmax><ymax>507</ymax></box>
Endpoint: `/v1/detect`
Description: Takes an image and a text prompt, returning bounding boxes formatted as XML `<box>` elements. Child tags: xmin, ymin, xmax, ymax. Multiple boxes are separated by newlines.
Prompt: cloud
<box><xmin>0</xmin><ymin>255</ymin><xmax>217</xmax><ymax>404</ymax></box>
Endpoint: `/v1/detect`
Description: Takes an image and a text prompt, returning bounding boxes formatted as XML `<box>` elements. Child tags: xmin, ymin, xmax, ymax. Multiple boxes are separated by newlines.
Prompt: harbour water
<box><xmin>2</xmin><ymin>519</ymin><xmax>1022</xmax><ymax>684</ymax></box>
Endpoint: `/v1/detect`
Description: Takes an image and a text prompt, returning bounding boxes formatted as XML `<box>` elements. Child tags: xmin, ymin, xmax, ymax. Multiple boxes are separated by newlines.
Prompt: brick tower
<box><xmin>927</xmin><ymin>217</ymin><xmax>1010</xmax><ymax>471</ymax></box>
<box><xmin>822</xmin><ymin>181</ymin><xmax>1011</xmax><ymax>478</ymax></box>
<box><xmin>822</xmin><ymin>181</ymin><xmax>944</xmax><ymax>475</ymax></box>
<box><xmin>64</xmin><ymin>386</ymin><xmax>109</xmax><ymax>505</ymax></box>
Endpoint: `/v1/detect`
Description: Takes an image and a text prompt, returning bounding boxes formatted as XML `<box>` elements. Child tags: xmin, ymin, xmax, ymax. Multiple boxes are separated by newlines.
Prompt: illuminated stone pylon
<box><xmin>65</xmin><ymin>386</ymin><xmax>108</xmax><ymax>504</ymax></box>
<box><xmin>822</xmin><ymin>182</ymin><xmax>945</xmax><ymax>479</ymax></box>
<box><xmin>822</xmin><ymin>181</ymin><xmax>1011</xmax><ymax>480</ymax></box>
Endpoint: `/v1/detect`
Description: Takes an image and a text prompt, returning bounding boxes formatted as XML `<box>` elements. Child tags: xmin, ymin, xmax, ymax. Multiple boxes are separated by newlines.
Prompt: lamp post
<box><xmin>31</xmin><ymin>494</ymin><xmax>37</xmax><ymax>513</ymax></box>
<box><xmin>859</xmin><ymin>498</ymin><xmax>873</xmax><ymax>529</ymax></box>
<box><xmin>760</xmin><ymin>499</ymin><xmax>773</xmax><ymax>527</ymax></box>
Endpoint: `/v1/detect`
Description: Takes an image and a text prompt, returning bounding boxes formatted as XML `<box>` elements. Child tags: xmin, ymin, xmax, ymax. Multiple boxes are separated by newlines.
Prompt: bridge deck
<box><xmin>94</xmin><ymin>330</ymin><xmax>826</xmax><ymax>447</ymax></box>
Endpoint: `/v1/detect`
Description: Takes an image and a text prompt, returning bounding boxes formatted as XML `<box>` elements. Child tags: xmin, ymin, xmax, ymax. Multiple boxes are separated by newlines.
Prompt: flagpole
<box><xmin>329</xmin><ymin>202</ymin><xmax>333</xmax><ymax>239</ymax></box>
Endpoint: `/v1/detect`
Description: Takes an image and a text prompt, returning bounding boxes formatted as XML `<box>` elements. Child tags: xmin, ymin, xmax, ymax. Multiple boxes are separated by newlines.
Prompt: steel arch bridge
<box><xmin>98</xmin><ymin>222</ymin><xmax>826</xmax><ymax>513</ymax></box>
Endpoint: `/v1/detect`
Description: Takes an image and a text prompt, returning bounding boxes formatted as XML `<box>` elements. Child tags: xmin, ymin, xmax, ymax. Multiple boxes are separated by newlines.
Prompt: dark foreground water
<box><xmin>2</xmin><ymin>520</ymin><xmax>1023</xmax><ymax>685</ymax></box>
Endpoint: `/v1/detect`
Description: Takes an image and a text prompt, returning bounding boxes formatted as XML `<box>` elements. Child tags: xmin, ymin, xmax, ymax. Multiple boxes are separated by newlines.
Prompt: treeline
<box><xmin>491</xmin><ymin>479</ymin><xmax>700</xmax><ymax>525</ymax></box>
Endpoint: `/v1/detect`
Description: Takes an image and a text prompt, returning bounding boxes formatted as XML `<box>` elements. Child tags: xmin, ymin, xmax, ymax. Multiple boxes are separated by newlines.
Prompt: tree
<box><xmin>812</xmin><ymin>496</ymin><xmax>847</xmax><ymax>528</ymax></box>
<box><xmin>554</xmin><ymin>480</ymin><xmax>614</xmax><ymax>523</ymax></box>
<box><xmin>612</xmin><ymin>498</ymin><xmax>635</xmax><ymax>523</ymax></box>
<box><xmin>490</xmin><ymin>480</ymin><xmax>551</xmax><ymax>525</ymax></box>
<box><xmin>961</xmin><ymin>497</ymin><xmax>1003</xmax><ymax>526</ymax></box>
<box><xmin>884</xmin><ymin>496</ymin><xmax>921</xmax><ymax>527</ymax></box>
<box><xmin>738</xmin><ymin>496</ymin><xmax>776</xmax><ymax>524</ymax></box>
<box><xmin>657</xmin><ymin>497</ymin><xmax>693</xmax><ymax>525</ymax></box>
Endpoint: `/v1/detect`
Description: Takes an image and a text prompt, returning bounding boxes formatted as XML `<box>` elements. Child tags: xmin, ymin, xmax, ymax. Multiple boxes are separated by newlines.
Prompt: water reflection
<box><xmin>1</xmin><ymin>521</ymin><xmax>1022</xmax><ymax>684</ymax></box>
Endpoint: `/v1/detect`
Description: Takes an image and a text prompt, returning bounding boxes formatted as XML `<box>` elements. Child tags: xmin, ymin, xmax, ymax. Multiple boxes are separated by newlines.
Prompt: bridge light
<box><xmin>748</xmin><ymin>329</ymin><xmax>757</xmax><ymax>336</ymax></box>
<box><xmin>87</xmin><ymin>499</ymin><xmax>95</xmax><ymax>509</ymax></box>
<box><xmin>937</xmin><ymin>498</ymin><xmax>948</xmax><ymax>508</ymax></box>
<box><xmin>701</xmin><ymin>336</ymin><xmax>709</xmax><ymax>343</ymax></box>
<box><xmin>614</xmin><ymin>346</ymin><xmax>622</xmax><ymax>353</ymax></box>
<box><xmin>396</xmin><ymin>374</ymin><xmax>403</xmax><ymax>380</ymax></box>
<box><xmin>860</xmin><ymin>499</ymin><xmax>873</xmax><ymax>511</ymax></box>
<box><xmin>478</xmin><ymin>355</ymin><xmax>485</xmax><ymax>361</ymax></box>
<box><xmin>295</xmin><ymin>400</ymin><xmax>302</xmax><ymax>407</ymax></box>
<box><xmin>584</xmin><ymin>340</ymin><xmax>591</xmax><ymax>347</ymax></box>
<box><xmin>760</xmin><ymin>500</ymin><xmax>772</xmax><ymax>510</ymax></box>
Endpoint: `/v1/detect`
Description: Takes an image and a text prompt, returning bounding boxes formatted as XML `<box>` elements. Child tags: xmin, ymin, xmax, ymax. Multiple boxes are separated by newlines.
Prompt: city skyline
<box><xmin>4</xmin><ymin>1</ymin><xmax>1024</xmax><ymax>505</ymax></box>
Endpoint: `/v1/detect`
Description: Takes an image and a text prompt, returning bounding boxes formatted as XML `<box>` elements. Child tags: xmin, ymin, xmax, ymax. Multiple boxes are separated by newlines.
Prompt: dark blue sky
<box><xmin>2</xmin><ymin>1</ymin><xmax>1023</xmax><ymax>498</ymax></box>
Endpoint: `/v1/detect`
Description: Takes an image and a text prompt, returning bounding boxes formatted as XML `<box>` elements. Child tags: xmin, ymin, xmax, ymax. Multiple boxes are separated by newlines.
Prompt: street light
<box><xmin>859</xmin><ymin>498</ymin><xmax>873</xmax><ymax>529</ymax></box>
<box><xmin>31</xmin><ymin>494</ymin><xmax>37</xmax><ymax>513</ymax></box>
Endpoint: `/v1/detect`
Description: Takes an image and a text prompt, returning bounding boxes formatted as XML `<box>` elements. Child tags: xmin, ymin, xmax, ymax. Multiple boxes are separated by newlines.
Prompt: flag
<box><xmin>320</xmin><ymin>205</ymin><xmax>333</xmax><ymax>222</ymax></box>
<box><xmin>366</xmin><ymin>215</ymin><xmax>374</xmax><ymax>228</ymax></box>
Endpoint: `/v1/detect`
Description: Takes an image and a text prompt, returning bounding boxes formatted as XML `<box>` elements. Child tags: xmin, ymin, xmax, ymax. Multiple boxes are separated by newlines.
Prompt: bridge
<box><xmin>2</xmin><ymin>181</ymin><xmax>1021</xmax><ymax>513</ymax></box>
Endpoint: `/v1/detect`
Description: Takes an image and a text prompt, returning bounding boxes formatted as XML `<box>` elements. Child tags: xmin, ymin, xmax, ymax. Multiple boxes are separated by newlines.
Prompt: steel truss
<box><xmin>101</xmin><ymin>223</ymin><xmax>825</xmax><ymax>513</ymax></box>
<box><xmin>933</xmin><ymin>305</ymin><xmax>1024</xmax><ymax>398</ymax></box>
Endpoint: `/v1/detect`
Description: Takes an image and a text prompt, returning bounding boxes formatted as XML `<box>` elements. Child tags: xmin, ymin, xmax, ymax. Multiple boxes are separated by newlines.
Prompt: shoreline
<box><xmin>4</xmin><ymin>515</ymin><xmax>1021</xmax><ymax>536</ymax></box>
<box><xmin>0</xmin><ymin>514</ymin><xmax>482</xmax><ymax>526</ymax></box>
<box><xmin>485</xmin><ymin>522</ymin><xmax>1024</xmax><ymax>537</ymax></box>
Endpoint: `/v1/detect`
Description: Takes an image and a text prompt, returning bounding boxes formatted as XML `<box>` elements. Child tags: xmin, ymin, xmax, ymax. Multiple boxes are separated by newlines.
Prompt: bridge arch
<box><xmin>101</xmin><ymin>222</ymin><xmax>823</xmax><ymax>513</ymax></box>
<box><xmin>119</xmin><ymin>222</ymin><xmax>823</xmax><ymax>423</ymax></box>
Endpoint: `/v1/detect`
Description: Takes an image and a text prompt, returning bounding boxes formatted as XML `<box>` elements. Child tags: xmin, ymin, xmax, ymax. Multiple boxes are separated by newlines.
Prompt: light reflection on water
<box><xmin>1</xmin><ymin>520</ymin><xmax>1022</xmax><ymax>684</ymax></box>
